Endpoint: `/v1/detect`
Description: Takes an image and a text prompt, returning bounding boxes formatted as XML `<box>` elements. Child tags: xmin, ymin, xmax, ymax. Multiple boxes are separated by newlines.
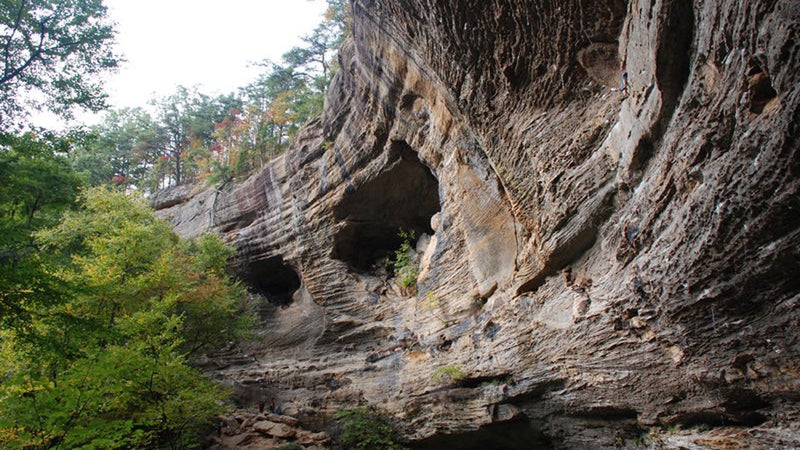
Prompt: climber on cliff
<box><xmin>620</xmin><ymin>62</ymin><xmax>629</xmax><ymax>96</ymax></box>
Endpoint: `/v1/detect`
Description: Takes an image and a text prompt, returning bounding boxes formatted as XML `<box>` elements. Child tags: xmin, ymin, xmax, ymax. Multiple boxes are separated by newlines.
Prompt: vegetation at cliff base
<box><xmin>334</xmin><ymin>408</ymin><xmax>409</xmax><ymax>450</ymax></box>
<box><xmin>0</xmin><ymin>127</ymin><xmax>253</xmax><ymax>450</ymax></box>
<box><xmin>0</xmin><ymin>187</ymin><xmax>252</xmax><ymax>449</ymax></box>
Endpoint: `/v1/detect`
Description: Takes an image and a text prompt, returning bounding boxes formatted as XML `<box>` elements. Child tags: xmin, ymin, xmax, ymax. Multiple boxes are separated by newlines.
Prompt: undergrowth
<box><xmin>334</xmin><ymin>408</ymin><xmax>408</xmax><ymax>450</ymax></box>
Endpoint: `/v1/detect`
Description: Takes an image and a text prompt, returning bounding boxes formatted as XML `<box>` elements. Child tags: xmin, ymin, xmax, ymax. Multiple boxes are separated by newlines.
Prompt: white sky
<box><xmin>33</xmin><ymin>0</ymin><xmax>328</xmax><ymax>128</ymax></box>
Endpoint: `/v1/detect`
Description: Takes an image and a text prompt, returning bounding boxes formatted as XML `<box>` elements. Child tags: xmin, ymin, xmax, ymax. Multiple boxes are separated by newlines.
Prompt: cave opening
<box><xmin>747</xmin><ymin>67</ymin><xmax>777</xmax><ymax>114</ymax></box>
<box><xmin>240</xmin><ymin>256</ymin><xmax>301</xmax><ymax>307</ymax></box>
<box><xmin>332</xmin><ymin>140</ymin><xmax>440</xmax><ymax>272</ymax></box>
<box><xmin>410</xmin><ymin>419</ymin><xmax>552</xmax><ymax>450</ymax></box>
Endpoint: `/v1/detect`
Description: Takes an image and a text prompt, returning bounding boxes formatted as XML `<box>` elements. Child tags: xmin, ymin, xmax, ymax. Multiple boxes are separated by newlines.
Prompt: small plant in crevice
<box><xmin>645</xmin><ymin>427</ymin><xmax>661</xmax><ymax>443</ymax></box>
<box><xmin>334</xmin><ymin>408</ymin><xmax>408</xmax><ymax>450</ymax></box>
<box><xmin>480</xmin><ymin>379</ymin><xmax>502</xmax><ymax>388</ymax></box>
<box><xmin>431</xmin><ymin>364</ymin><xmax>467</xmax><ymax>385</ymax></box>
<box><xmin>392</xmin><ymin>229</ymin><xmax>418</xmax><ymax>296</ymax></box>
<box><xmin>420</xmin><ymin>292</ymin><xmax>450</xmax><ymax>326</ymax></box>
<box><xmin>642</xmin><ymin>425</ymin><xmax>678</xmax><ymax>445</ymax></box>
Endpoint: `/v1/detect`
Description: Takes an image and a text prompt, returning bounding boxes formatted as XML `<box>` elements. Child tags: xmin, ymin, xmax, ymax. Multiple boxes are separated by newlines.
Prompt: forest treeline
<box><xmin>0</xmin><ymin>0</ymin><xmax>348</xmax><ymax>448</ymax></box>
<box><xmin>76</xmin><ymin>0</ymin><xmax>350</xmax><ymax>193</ymax></box>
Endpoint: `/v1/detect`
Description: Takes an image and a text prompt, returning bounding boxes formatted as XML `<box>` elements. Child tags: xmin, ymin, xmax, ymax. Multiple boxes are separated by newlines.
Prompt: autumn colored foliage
<box><xmin>74</xmin><ymin>0</ymin><xmax>350</xmax><ymax>192</ymax></box>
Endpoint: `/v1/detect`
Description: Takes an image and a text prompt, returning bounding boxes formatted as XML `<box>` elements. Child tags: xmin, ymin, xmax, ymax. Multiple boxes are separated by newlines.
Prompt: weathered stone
<box><xmin>252</xmin><ymin>420</ymin><xmax>296</xmax><ymax>438</ymax></box>
<box><xmin>491</xmin><ymin>403</ymin><xmax>522</xmax><ymax>423</ymax></box>
<box><xmin>150</xmin><ymin>183</ymin><xmax>197</xmax><ymax>210</ymax></box>
<box><xmin>219</xmin><ymin>415</ymin><xmax>241</xmax><ymax>436</ymax></box>
<box><xmin>264</xmin><ymin>413</ymin><xmax>298</xmax><ymax>427</ymax></box>
<box><xmin>160</xmin><ymin>0</ymin><xmax>800</xmax><ymax>447</ymax></box>
<box><xmin>296</xmin><ymin>430</ymin><xmax>331</xmax><ymax>445</ymax></box>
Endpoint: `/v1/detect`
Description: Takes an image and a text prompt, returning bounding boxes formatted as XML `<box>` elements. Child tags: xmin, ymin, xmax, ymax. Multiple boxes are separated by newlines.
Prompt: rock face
<box><xmin>210</xmin><ymin>410</ymin><xmax>330</xmax><ymax>450</ymax></box>
<box><xmin>156</xmin><ymin>0</ymin><xmax>800</xmax><ymax>448</ymax></box>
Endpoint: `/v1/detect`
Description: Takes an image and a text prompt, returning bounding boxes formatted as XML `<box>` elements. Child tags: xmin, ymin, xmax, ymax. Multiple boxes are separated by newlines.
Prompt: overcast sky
<box><xmin>35</xmin><ymin>0</ymin><xmax>328</xmax><ymax>128</ymax></box>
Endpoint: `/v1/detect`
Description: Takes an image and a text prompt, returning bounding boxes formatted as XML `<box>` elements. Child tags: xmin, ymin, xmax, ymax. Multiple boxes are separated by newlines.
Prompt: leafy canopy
<box><xmin>335</xmin><ymin>408</ymin><xmax>408</xmax><ymax>450</ymax></box>
<box><xmin>0</xmin><ymin>131</ymin><xmax>83</xmax><ymax>251</ymax></box>
<box><xmin>0</xmin><ymin>0</ymin><xmax>120</xmax><ymax>127</ymax></box>
<box><xmin>0</xmin><ymin>187</ymin><xmax>253</xmax><ymax>449</ymax></box>
<box><xmin>75</xmin><ymin>0</ymin><xmax>352</xmax><ymax>190</ymax></box>
<box><xmin>70</xmin><ymin>107</ymin><xmax>161</xmax><ymax>187</ymax></box>
<box><xmin>0</xmin><ymin>131</ymin><xmax>84</xmax><ymax>327</ymax></box>
<box><xmin>393</xmin><ymin>229</ymin><xmax>418</xmax><ymax>295</ymax></box>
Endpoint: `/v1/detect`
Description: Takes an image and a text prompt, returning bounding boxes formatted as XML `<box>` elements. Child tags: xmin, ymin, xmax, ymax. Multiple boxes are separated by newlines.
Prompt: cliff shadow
<box><xmin>331</xmin><ymin>140</ymin><xmax>441</xmax><ymax>272</ymax></box>
<box><xmin>410</xmin><ymin>419</ymin><xmax>552</xmax><ymax>450</ymax></box>
<box><xmin>240</xmin><ymin>255</ymin><xmax>301</xmax><ymax>307</ymax></box>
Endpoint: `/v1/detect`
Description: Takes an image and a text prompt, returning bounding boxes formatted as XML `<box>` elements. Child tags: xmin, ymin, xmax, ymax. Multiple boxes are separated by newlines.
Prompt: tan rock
<box><xmin>252</xmin><ymin>421</ymin><xmax>296</xmax><ymax>439</ymax></box>
<box><xmin>264</xmin><ymin>413</ymin><xmax>299</xmax><ymax>426</ymax></box>
<box><xmin>296</xmin><ymin>430</ymin><xmax>331</xmax><ymax>445</ymax></box>
<box><xmin>158</xmin><ymin>0</ymin><xmax>800</xmax><ymax>447</ymax></box>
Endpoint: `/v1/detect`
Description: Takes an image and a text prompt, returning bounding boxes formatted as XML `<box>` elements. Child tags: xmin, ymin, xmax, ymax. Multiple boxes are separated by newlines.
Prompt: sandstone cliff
<box><xmin>155</xmin><ymin>0</ymin><xmax>800</xmax><ymax>448</ymax></box>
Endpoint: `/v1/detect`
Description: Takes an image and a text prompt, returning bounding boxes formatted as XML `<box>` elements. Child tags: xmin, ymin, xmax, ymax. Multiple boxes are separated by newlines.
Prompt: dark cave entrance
<box><xmin>411</xmin><ymin>419</ymin><xmax>552</xmax><ymax>450</ymax></box>
<box><xmin>747</xmin><ymin>65</ymin><xmax>778</xmax><ymax>114</ymax></box>
<box><xmin>240</xmin><ymin>256</ymin><xmax>301</xmax><ymax>307</ymax></box>
<box><xmin>332</xmin><ymin>140</ymin><xmax>440</xmax><ymax>271</ymax></box>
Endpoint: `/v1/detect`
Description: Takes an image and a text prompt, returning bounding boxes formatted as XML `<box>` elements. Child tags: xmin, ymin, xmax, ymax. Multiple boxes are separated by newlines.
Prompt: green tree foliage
<box><xmin>431</xmin><ymin>364</ymin><xmax>467</xmax><ymax>384</ymax></box>
<box><xmin>0</xmin><ymin>132</ymin><xmax>83</xmax><ymax>249</ymax></box>
<box><xmin>0</xmin><ymin>131</ymin><xmax>83</xmax><ymax>327</ymax></box>
<box><xmin>209</xmin><ymin>0</ymin><xmax>349</xmax><ymax>182</ymax></box>
<box><xmin>0</xmin><ymin>5</ymin><xmax>248</xmax><ymax>446</ymax></box>
<box><xmin>36</xmin><ymin>186</ymin><xmax>251</xmax><ymax>356</ymax></box>
<box><xmin>221</xmin><ymin>61</ymin><xmax>317</xmax><ymax>180</ymax></box>
<box><xmin>150</xmin><ymin>87</ymin><xmax>241</xmax><ymax>188</ymax></box>
<box><xmin>0</xmin><ymin>0</ymin><xmax>119</xmax><ymax>127</ymax></box>
<box><xmin>71</xmin><ymin>107</ymin><xmax>162</xmax><ymax>188</ymax></box>
<box><xmin>0</xmin><ymin>328</ymin><xmax>226</xmax><ymax>449</ymax></box>
<box><xmin>334</xmin><ymin>408</ymin><xmax>408</xmax><ymax>450</ymax></box>
<box><xmin>393</xmin><ymin>230</ymin><xmax>418</xmax><ymax>295</ymax></box>
<box><xmin>324</xmin><ymin>0</ymin><xmax>352</xmax><ymax>43</ymax></box>
<box><xmin>80</xmin><ymin>0</ymin><xmax>352</xmax><ymax>190</ymax></box>
<box><xmin>0</xmin><ymin>187</ymin><xmax>253</xmax><ymax>449</ymax></box>
<box><xmin>73</xmin><ymin>89</ymin><xmax>242</xmax><ymax>193</ymax></box>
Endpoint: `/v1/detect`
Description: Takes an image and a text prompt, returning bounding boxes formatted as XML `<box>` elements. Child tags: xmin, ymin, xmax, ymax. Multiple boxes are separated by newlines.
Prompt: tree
<box><xmin>209</xmin><ymin>107</ymin><xmax>253</xmax><ymax>183</ymax></box>
<box><xmin>324</xmin><ymin>0</ymin><xmax>352</xmax><ymax>43</ymax></box>
<box><xmin>285</xmin><ymin>20</ymin><xmax>339</xmax><ymax>83</ymax></box>
<box><xmin>0</xmin><ymin>0</ymin><xmax>119</xmax><ymax>127</ymax></box>
<box><xmin>238</xmin><ymin>59</ymin><xmax>319</xmax><ymax>161</ymax></box>
<box><xmin>0</xmin><ymin>187</ymin><xmax>253</xmax><ymax>449</ymax></box>
<box><xmin>0</xmin><ymin>132</ymin><xmax>82</xmax><ymax>248</ymax></box>
<box><xmin>152</xmin><ymin>87</ymin><xmax>241</xmax><ymax>188</ymax></box>
<box><xmin>0</xmin><ymin>131</ymin><xmax>83</xmax><ymax>326</ymax></box>
<box><xmin>35</xmin><ymin>187</ymin><xmax>250</xmax><ymax>355</ymax></box>
<box><xmin>71</xmin><ymin>107</ymin><xmax>162</xmax><ymax>188</ymax></box>
<box><xmin>66</xmin><ymin>0</ymin><xmax>353</xmax><ymax>190</ymax></box>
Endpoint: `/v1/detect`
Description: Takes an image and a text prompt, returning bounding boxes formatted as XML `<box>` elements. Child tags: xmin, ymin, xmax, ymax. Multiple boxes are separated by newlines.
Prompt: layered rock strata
<box><xmin>156</xmin><ymin>0</ymin><xmax>800</xmax><ymax>447</ymax></box>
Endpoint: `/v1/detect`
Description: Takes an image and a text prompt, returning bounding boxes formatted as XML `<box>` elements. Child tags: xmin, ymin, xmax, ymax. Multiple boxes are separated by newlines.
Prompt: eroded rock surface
<box><xmin>209</xmin><ymin>410</ymin><xmax>330</xmax><ymax>450</ymax></box>
<box><xmin>156</xmin><ymin>0</ymin><xmax>800</xmax><ymax>448</ymax></box>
